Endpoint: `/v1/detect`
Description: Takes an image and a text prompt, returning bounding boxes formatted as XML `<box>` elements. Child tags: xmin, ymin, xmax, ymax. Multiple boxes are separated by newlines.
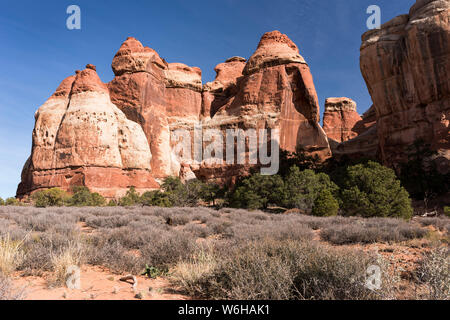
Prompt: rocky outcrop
<box><xmin>212</xmin><ymin>31</ymin><xmax>330</xmax><ymax>157</ymax></box>
<box><xmin>330</xmin><ymin>105</ymin><xmax>379</xmax><ymax>159</ymax></box>
<box><xmin>360</xmin><ymin>0</ymin><xmax>450</xmax><ymax>171</ymax></box>
<box><xmin>108</xmin><ymin>37</ymin><xmax>175</xmax><ymax>179</ymax></box>
<box><xmin>201</xmin><ymin>56</ymin><xmax>246</xmax><ymax>118</ymax></box>
<box><xmin>18</xmin><ymin>31</ymin><xmax>332</xmax><ymax>197</ymax></box>
<box><xmin>17</xmin><ymin>65</ymin><xmax>159</xmax><ymax>199</ymax></box>
<box><xmin>323</xmin><ymin>98</ymin><xmax>363</xmax><ymax>143</ymax></box>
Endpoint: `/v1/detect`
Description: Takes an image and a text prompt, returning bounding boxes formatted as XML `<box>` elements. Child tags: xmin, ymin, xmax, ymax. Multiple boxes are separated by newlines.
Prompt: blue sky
<box><xmin>0</xmin><ymin>0</ymin><xmax>415</xmax><ymax>198</ymax></box>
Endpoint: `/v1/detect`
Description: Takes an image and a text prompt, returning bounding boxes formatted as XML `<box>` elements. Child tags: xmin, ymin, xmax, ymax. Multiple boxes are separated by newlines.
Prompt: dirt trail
<box><xmin>13</xmin><ymin>265</ymin><xmax>190</xmax><ymax>300</ymax></box>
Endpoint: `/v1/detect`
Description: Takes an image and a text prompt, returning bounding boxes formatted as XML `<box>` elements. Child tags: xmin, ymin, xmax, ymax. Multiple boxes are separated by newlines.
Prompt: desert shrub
<box><xmin>320</xmin><ymin>218</ymin><xmax>427</xmax><ymax>244</ymax></box>
<box><xmin>174</xmin><ymin>239</ymin><xmax>386</xmax><ymax>300</ymax></box>
<box><xmin>312</xmin><ymin>190</ymin><xmax>339</xmax><ymax>217</ymax></box>
<box><xmin>415</xmin><ymin>247</ymin><xmax>449</xmax><ymax>300</ymax></box>
<box><xmin>12</xmin><ymin>211</ymin><xmax>77</xmax><ymax>233</ymax></box>
<box><xmin>5</xmin><ymin>198</ymin><xmax>19</xmax><ymax>206</ymax></box>
<box><xmin>18</xmin><ymin>231</ymin><xmax>81</xmax><ymax>274</ymax></box>
<box><xmin>445</xmin><ymin>207</ymin><xmax>450</xmax><ymax>217</ymax></box>
<box><xmin>229</xmin><ymin>221</ymin><xmax>313</xmax><ymax>243</ymax></box>
<box><xmin>0</xmin><ymin>198</ymin><xmax>4</xmax><ymax>206</ymax></box>
<box><xmin>283</xmin><ymin>167</ymin><xmax>339</xmax><ymax>212</ymax></box>
<box><xmin>85</xmin><ymin>215</ymin><xmax>134</xmax><ymax>229</ymax></box>
<box><xmin>416</xmin><ymin>217</ymin><xmax>450</xmax><ymax>233</ymax></box>
<box><xmin>341</xmin><ymin>161</ymin><xmax>413</xmax><ymax>219</ymax></box>
<box><xmin>86</xmin><ymin>240</ymin><xmax>143</xmax><ymax>274</ymax></box>
<box><xmin>227</xmin><ymin>174</ymin><xmax>285</xmax><ymax>210</ymax></box>
<box><xmin>140</xmin><ymin>231</ymin><xmax>197</xmax><ymax>270</ymax></box>
<box><xmin>0</xmin><ymin>234</ymin><xmax>26</xmax><ymax>275</ymax></box>
<box><xmin>183</xmin><ymin>223</ymin><xmax>212</xmax><ymax>239</ymax></box>
<box><xmin>140</xmin><ymin>191</ymin><xmax>172</xmax><ymax>207</ymax></box>
<box><xmin>32</xmin><ymin>188</ymin><xmax>70</xmax><ymax>208</ymax></box>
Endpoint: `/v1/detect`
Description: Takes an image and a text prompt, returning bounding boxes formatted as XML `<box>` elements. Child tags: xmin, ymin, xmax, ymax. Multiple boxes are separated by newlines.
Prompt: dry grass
<box><xmin>49</xmin><ymin>240</ymin><xmax>84</xmax><ymax>287</ymax></box>
<box><xmin>0</xmin><ymin>233</ymin><xmax>26</xmax><ymax>276</ymax></box>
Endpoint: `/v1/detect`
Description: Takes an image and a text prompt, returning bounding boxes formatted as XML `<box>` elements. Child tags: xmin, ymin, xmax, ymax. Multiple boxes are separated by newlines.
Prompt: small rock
<box><xmin>135</xmin><ymin>291</ymin><xmax>146</xmax><ymax>300</ymax></box>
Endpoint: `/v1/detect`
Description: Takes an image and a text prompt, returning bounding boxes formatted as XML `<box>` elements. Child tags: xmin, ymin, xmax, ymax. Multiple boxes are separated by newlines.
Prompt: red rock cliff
<box><xmin>360</xmin><ymin>0</ymin><xmax>450</xmax><ymax>171</ymax></box>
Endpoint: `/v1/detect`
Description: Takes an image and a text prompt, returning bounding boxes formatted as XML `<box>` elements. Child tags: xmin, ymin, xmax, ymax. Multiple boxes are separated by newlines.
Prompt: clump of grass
<box><xmin>49</xmin><ymin>240</ymin><xmax>84</xmax><ymax>287</ymax></box>
<box><xmin>172</xmin><ymin>246</ymin><xmax>218</xmax><ymax>296</ymax></box>
<box><xmin>0</xmin><ymin>233</ymin><xmax>26</xmax><ymax>276</ymax></box>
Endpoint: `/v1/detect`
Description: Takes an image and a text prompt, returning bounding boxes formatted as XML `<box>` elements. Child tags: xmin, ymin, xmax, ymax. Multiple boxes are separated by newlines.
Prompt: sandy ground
<box><xmin>13</xmin><ymin>265</ymin><xmax>190</xmax><ymax>300</ymax></box>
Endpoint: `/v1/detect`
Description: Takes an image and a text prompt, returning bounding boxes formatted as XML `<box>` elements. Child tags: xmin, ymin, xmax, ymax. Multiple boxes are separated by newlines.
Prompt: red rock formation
<box><xmin>109</xmin><ymin>31</ymin><xmax>330</xmax><ymax>185</ymax></box>
<box><xmin>323</xmin><ymin>97</ymin><xmax>363</xmax><ymax>143</ymax></box>
<box><xmin>18</xmin><ymin>31</ymin><xmax>332</xmax><ymax>197</ymax></box>
<box><xmin>213</xmin><ymin>31</ymin><xmax>330</xmax><ymax>157</ymax></box>
<box><xmin>193</xmin><ymin>31</ymin><xmax>331</xmax><ymax>183</ymax></box>
<box><xmin>360</xmin><ymin>0</ymin><xmax>450</xmax><ymax>171</ymax></box>
<box><xmin>17</xmin><ymin>65</ymin><xmax>159</xmax><ymax>199</ymax></box>
<box><xmin>201</xmin><ymin>56</ymin><xmax>246</xmax><ymax>118</ymax></box>
<box><xmin>331</xmin><ymin>105</ymin><xmax>379</xmax><ymax>159</ymax></box>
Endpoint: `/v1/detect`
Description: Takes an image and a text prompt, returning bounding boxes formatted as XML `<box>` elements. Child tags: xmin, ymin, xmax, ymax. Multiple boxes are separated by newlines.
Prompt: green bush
<box><xmin>0</xmin><ymin>197</ymin><xmax>4</xmax><ymax>206</ymax></box>
<box><xmin>283</xmin><ymin>166</ymin><xmax>339</xmax><ymax>212</ymax></box>
<box><xmin>312</xmin><ymin>190</ymin><xmax>339</xmax><ymax>217</ymax></box>
<box><xmin>228</xmin><ymin>174</ymin><xmax>285</xmax><ymax>210</ymax></box>
<box><xmin>341</xmin><ymin>161</ymin><xmax>413</xmax><ymax>219</ymax></box>
<box><xmin>107</xmin><ymin>199</ymin><xmax>118</xmax><ymax>207</ymax></box>
<box><xmin>119</xmin><ymin>187</ymin><xmax>140</xmax><ymax>206</ymax></box>
<box><xmin>444</xmin><ymin>207</ymin><xmax>450</xmax><ymax>217</ymax></box>
<box><xmin>5</xmin><ymin>198</ymin><xmax>19</xmax><ymax>206</ymax></box>
<box><xmin>200</xmin><ymin>183</ymin><xmax>223</xmax><ymax>206</ymax></box>
<box><xmin>278</xmin><ymin>150</ymin><xmax>321</xmax><ymax>177</ymax></box>
<box><xmin>70</xmin><ymin>187</ymin><xmax>106</xmax><ymax>207</ymax></box>
<box><xmin>140</xmin><ymin>190</ymin><xmax>172</xmax><ymax>207</ymax></box>
<box><xmin>32</xmin><ymin>188</ymin><xmax>69</xmax><ymax>208</ymax></box>
<box><xmin>160</xmin><ymin>177</ymin><xmax>206</xmax><ymax>207</ymax></box>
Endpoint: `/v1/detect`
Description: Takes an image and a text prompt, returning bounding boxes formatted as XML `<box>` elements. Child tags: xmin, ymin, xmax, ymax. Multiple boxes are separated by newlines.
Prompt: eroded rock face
<box><xmin>360</xmin><ymin>0</ymin><xmax>450</xmax><ymax>171</ymax></box>
<box><xmin>201</xmin><ymin>56</ymin><xmax>246</xmax><ymax>118</ymax></box>
<box><xmin>323</xmin><ymin>98</ymin><xmax>363</xmax><ymax>143</ymax></box>
<box><xmin>213</xmin><ymin>31</ymin><xmax>330</xmax><ymax>157</ymax></box>
<box><xmin>330</xmin><ymin>105</ymin><xmax>379</xmax><ymax>159</ymax></box>
<box><xmin>17</xmin><ymin>65</ymin><xmax>158</xmax><ymax>199</ymax></box>
<box><xmin>18</xmin><ymin>31</ymin><xmax>331</xmax><ymax>197</ymax></box>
